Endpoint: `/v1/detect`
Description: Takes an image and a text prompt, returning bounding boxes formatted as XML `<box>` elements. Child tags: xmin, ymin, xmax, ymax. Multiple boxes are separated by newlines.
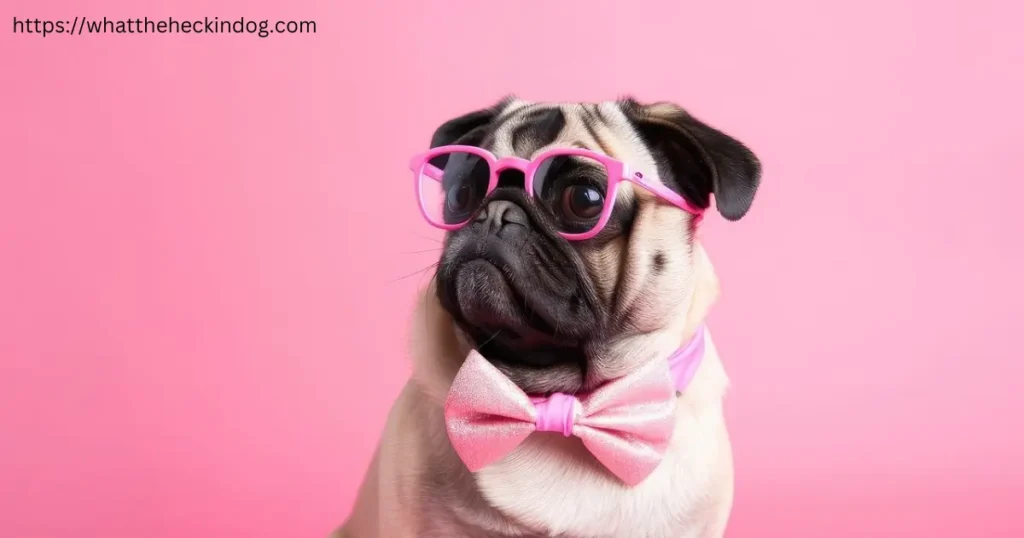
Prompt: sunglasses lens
<box><xmin>418</xmin><ymin>152</ymin><xmax>490</xmax><ymax>226</ymax></box>
<box><xmin>532</xmin><ymin>155</ymin><xmax>609</xmax><ymax>234</ymax></box>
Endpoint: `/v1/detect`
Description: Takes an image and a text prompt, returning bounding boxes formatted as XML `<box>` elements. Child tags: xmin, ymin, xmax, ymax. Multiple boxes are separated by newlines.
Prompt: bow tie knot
<box><xmin>532</xmin><ymin>393</ymin><xmax>578</xmax><ymax>437</ymax></box>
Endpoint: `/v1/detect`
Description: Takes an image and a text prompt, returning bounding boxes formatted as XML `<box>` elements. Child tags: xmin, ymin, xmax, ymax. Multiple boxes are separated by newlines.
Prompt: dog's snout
<box><xmin>476</xmin><ymin>200</ymin><xmax>529</xmax><ymax>238</ymax></box>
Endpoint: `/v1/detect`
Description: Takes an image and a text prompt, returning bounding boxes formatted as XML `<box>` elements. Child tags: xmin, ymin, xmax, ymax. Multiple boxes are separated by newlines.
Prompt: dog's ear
<box><xmin>619</xmin><ymin>99</ymin><xmax>762</xmax><ymax>221</ymax></box>
<box><xmin>429</xmin><ymin>97</ymin><xmax>516</xmax><ymax>148</ymax></box>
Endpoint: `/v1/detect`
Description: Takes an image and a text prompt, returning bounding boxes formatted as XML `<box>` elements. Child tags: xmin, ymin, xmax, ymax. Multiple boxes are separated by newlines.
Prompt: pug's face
<box><xmin>428</xmin><ymin>98</ymin><xmax>761</xmax><ymax>394</ymax></box>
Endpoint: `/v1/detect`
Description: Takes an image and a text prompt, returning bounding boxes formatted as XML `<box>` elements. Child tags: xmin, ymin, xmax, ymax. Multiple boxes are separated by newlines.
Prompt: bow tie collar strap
<box><xmin>667</xmin><ymin>324</ymin><xmax>707</xmax><ymax>392</ymax></box>
<box><xmin>443</xmin><ymin>326</ymin><xmax>708</xmax><ymax>487</ymax></box>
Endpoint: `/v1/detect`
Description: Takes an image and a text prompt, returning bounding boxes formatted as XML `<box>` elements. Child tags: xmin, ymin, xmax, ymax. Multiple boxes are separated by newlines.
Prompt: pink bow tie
<box><xmin>443</xmin><ymin>328</ymin><xmax>706</xmax><ymax>486</ymax></box>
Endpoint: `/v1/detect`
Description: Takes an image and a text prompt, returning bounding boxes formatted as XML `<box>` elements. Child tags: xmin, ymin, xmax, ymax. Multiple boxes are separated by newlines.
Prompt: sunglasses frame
<box><xmin>409</xmin><ymin>145</ymin><xmax>704</xmax><ymax>240</ymax></box>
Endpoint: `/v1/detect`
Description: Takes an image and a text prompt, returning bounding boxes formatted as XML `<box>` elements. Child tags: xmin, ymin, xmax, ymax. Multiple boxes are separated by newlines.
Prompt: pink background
<box><xmin>2</xmin><ymin>0</ymin><xmax>1023</xmax><ymax>536</ymax></box>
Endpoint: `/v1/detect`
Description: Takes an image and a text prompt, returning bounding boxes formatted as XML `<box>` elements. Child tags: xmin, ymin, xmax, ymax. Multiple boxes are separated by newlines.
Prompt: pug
<box><xmin>334</xmin><ymin>97</ymin><xmax>761</xmax><ymax>538</ymax></box>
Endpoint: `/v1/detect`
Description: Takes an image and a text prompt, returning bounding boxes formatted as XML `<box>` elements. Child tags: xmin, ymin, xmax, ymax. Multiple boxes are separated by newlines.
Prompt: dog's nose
<box><xmin>476</xmin><ymin>200</ymin><xmax>529</xmax><ymax>238</ymax></box>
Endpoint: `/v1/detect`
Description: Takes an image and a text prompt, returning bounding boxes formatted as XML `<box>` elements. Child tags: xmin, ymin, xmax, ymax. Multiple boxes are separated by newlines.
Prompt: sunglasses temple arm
<box><xmin>631</xmin><ymin>176</ymin><xmax>706</xmax><ymax>222</ymax></box>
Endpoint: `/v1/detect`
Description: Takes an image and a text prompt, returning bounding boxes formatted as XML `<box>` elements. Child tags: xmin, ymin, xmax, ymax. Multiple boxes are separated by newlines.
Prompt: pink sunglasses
<box><xmin>409</xmin><ymin>145</ymin><xmax>704</xmax><ymax>240</ymax></box>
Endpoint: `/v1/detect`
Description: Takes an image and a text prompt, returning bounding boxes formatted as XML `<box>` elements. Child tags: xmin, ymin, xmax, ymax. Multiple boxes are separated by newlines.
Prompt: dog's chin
<box><xmin>444</xmin><ymin>259</ymin><xmax>589</xmax><ymax>394</ymax></box>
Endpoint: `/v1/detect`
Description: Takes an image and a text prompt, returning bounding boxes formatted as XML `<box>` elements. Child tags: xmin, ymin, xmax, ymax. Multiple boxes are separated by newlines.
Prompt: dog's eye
<box><xmin>559</xmin><ymin>185</ymin><xmax>604</xmax><ymax>220</ymax></box>
<box><xmin>447</xmin><ymin>183</ymin><xmax>475</xmax><ymax>213</ymax></box>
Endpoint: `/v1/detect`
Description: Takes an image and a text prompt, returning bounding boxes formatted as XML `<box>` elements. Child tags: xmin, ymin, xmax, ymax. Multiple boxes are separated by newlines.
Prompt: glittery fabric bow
<box><xmin>443</xmin><ymin>351</ymin><xmax>678</xmax><ymax>486</ymax></box>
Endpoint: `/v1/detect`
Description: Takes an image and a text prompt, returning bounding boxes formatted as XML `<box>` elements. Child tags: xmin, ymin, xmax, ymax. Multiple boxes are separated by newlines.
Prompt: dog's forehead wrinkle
<box><xmin>480</xmin><ymin>100</ymin><xmax>659</xmax><ymax>182</ymax></box>
<box><xmin>490</xmin><ymin>103</ymin><xmax>565</xmax><ymax>158</ymax></box>
<box><xmin>485</xmin><ymin>101</ymin><xmax>654</xmax><ymax>167</ymax></box>
<box><xmin>508</xmin><ymin>108</ymin><xmax>568</xmax><ymax>158</ymax></box>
